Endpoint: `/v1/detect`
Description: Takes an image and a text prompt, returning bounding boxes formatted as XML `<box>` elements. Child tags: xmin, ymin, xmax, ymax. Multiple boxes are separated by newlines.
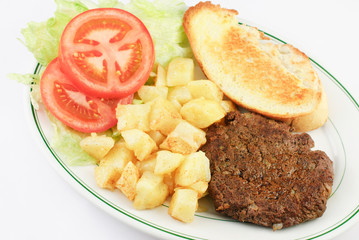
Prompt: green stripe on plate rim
<box><xmin>30</xmin><ymin>24</ymin><xmax>359</xmax><ymax>240</ymax></box>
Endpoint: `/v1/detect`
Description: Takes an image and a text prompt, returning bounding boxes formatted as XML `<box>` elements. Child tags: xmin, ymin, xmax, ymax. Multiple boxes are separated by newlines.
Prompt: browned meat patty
<box><xmin>201</xmin><ymin>111</ymin><xmax>334</xmax><ymax>230</ymax></box>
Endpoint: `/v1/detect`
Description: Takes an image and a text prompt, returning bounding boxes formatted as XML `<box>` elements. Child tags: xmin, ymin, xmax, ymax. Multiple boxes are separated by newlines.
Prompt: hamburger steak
<box><xmin>201</xmin><ymin>111</ymin><xmax>334</xmax><ymax>230</ymax></box>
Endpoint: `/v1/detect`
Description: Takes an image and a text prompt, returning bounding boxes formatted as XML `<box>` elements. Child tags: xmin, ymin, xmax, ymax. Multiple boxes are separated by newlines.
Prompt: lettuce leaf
<box><xmin>8</xmin><ymin>73</ymin><xmax>42</xmax><ymax>109</ymax></box>
<box><xmin>20</xmin><ymin>0</ymin><xmax>89</xmax><ymax>66</ymax></box>
<box><xmin>121</xmin><ymin>0</ymin><xmax>192</xmax><ymax>66</ymax></box>
<box><xmin>48</xmin><ymin>113</ymin><xmax>98</xmax><ymax>166</ymax></box>
<box><xmin>7</xmin><ymin>73</ymin><xmax>39</xmax><ymax>85</ymax></box>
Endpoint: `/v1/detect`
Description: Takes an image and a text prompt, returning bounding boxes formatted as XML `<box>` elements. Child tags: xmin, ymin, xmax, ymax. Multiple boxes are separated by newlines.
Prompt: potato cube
<box><xmin>137</xmin><ymin>85</ymin><xmax>168</xmax><ymax>103</ymax></box>
<box><xmin>95</xmin><ymin>166</ymin><xmax>118</xmax><ymax>191</ymax></box>
<box><xmin>168</xmin><ymin>188</ymin><xmax>198</xmax><ymax>223</ymax></box>
<box><xmin>180</xmin><ymin>97</ymin><xmax>226</xmax><ymax>128</ymax></box>
<box><xmin>121</xmin><ymin>129</ymin><xmax>158</xmax><ymax>161</ymax></box>
<box><xmin>147</xmin><ymin>130</ymin><xmax>166</xmax><ymax>146</ymax></box>
<box><xmin>166</xmin><ymin>57</ymin><xmax>194</xmax><ymax>86</ymax></box>
<box><xmin>187</xmin><ymin>80</ymin><xmax>223</xmax><ymax>101</ymax></box>
<box><xmin>154</xmin><ymin>150</ymin><xmax>185</xmax><ymax>175</ymax></box>
<box><xmin>101</xmin><ymin>141</ymin><xmax>136</xmax><ymax>166</ymax></box>
<box><xmin>95</xmin><ymin>141</ymin><xmax>135</xmax><ymax>190</ymax></box>
<box><xmin>169</xmin><ymin>99</ymin><xmax>182</xmax><ymax>112</ymax></box>
<box><xmin>167</xmin><ymin>86</ymin><xmax>192</xmax><ymax>105</ymax></box>
<box><xmin>175</xmin><ymin>151</ymin><xmax>211</xmax><ymax>187</ymax></box>
<box><xmin>116</xmin><ymin>103</ymin><xmax>151</xmax><ymax>132</ymax></box>
<box><xmin>155</xmin><ymin>64</ymin><xmax>166</xmax><ymax>87</ymax></box>
<box><xmin>163</xmin><ymin>173</ymin><xmax>176</xmax><ymax>195</ymax></box>
<box><xmin>160</xmin><ymin>121</ymin><xmax>206</xmax><ymax>154</ymax></box>
<box><xmin>220</xmin><ymin>100</ymin><xmax>237</xmax><ymax>113</ymax></box>
<box><xmin>116</xmin><ymin>161</ymin><xmax>140</xmax><ymax>200</ymax></box>
<box><xmin>80</xmin><ymin>133</ymin><xmax>115</xmax><ymax>161</ymax></box>
<box><xmin>133</xmin><ymin>171</ymin><xmax>169</xmax><ymax>209</ymax></box>
<box><xmin>136</xmin><ymin>154</ymin><xmax>157</xmax><ymax>174</ymax></box>
<box><xmin>149</xmin><ymin>98</ymin><xmax>182</xmax><ymax>135</ymax></box>
<box><xmin>188</xmin><ymin>181</ymin><xmax>208</xmax><ymax>198</ymax></box>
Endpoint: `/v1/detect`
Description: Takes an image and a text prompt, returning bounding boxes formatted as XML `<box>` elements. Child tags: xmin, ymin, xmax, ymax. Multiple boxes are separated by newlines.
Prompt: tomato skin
<box><xmin>59</xmin><ymin>8</ymin><xmax>155</xmax><ymax>98</ymax></box>
<box><xmin>40</xmin><ymin>58</ymin><xmax>130</xmax><ymax>133</ymax></box>
<box><xmin>102</xmin><ymin>94</ymin><xmax>133</xmax><ymax>110</ymax></box>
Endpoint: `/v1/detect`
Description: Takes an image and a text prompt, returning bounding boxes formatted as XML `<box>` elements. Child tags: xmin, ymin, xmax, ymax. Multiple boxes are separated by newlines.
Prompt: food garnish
<box><xmin>59</xmin><ymin>8</ymin><xmax>155</xmax><ymax>98</ymax></box>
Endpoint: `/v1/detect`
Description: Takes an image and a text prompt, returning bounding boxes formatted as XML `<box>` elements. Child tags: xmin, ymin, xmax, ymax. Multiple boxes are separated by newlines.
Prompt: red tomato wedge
<box><xmin>59</xmin><ymin>8</ymin><xmax>155</xmax><ymax>98</ymax></box>
<box><xmin>40</xmin><ymin>58</ymin><xmax>133</xmax><ymax>133</ymax></box>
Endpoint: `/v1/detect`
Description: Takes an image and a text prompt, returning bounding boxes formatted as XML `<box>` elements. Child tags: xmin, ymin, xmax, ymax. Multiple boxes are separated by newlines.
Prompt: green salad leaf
<box><xmin>8</xmin><ymin>73</ymin><xmax>42</xmax><ymax>109</ymax></box>
<box><xmin>121</xmin><ymin>0</ymin><xmax>192</xmax><ymax>66</ymax></box>
<box><xmin>48</xmin><ymin>113</ymin><xmax>98</xmax><ymax>166</ymax></box>
<box><xmin>20</xmin><ymin>0</ymin><xmax>89</xmax><ymax>66</ymax></box>
<box><xmin>7</xmin><ymin>73</ymin><xmax>39</xmax><ymax>85</ymax></box>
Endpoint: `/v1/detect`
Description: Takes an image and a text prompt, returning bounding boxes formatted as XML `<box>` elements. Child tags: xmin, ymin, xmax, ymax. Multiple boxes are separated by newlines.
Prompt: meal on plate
<box><xmin>11</xmin><ymin>0</ymin><xmax>333</xmax><ymax>230</ymax></box>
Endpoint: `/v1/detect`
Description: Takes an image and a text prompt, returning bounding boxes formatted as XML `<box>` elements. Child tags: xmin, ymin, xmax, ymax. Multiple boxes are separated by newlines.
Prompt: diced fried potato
<box><xmin>166</xmin><ymin>57</ymin><xmax>194</xmax><ymax>86</ymax></box>
<box><xmin>101</xmin><ymin>141</ymin><xmax>136</xmax><ymax>165</ymax></box>
<box><xmin>168</xmin><ymin>188</ymin><xmax>198</xmax><ymax>223</ymax></box>
<box><xmin>95</xmin><ymin>141</ymin><xmax>135</xmax><ymax>190</ymax></box>
<box><xmin>154</xmin><ymin>150</ymin><xmax>185</xmax><ymax>175</ymax></box>
<box><xmin>80</xmin><ymin>133</ymin><xmax>115</xmax><ymax>161</ymax></box>
<box><xmin>188</xmin><ymin>181</ymin><xmax>208</xmax><ymax>198</ymax></box>
<box><xmin>160</xmin><ymin>121</ymin><xmax>206</xmax><ymax>154</ymax></box>
<box><xmin>155</xmin><ymin>64</ymin><xmax>166</xmax><ymax>87</ymax></box>
<box><xmin>136</xmin><ymin>154</ymin><xmax>156</xmax><ymax>174</ymax></box>
<box><xmin>121</xmin><ymin>129</ymin><xmax>158</xmax><ymax>161</ymax></box>
<box><xmin>147</xmin><ymin>130</ymin><xmax>166</xmax><ymax>146</ymax></box>
<box><xmin>133</xmin><ymin>171</ymin><xmax>169</xmax><ymax>209</ymax></box>
<box><xmin>167</xmin><ymin>86</ymin><xmax>192</xmax><ymax>105</ymax></box>
<box><xmin>180</xmin><ymin>97</ymin><xmax>226</xmax><ymax>128</ymax></box>
<box><xmin>149</xmin><ymin>98</ymin><xmax>182</xmax><ymax>135</ymax></box>
<box><xmin>221</xmin><ymin>100</ymin><xmax>237</xmax><ymax>113</ymax></box>
<box><xmin>187</xmin><ymin>80</ymin><xmax>223</xmax><ymax>101</ymax></box>
<box><xmin>137</xmin><ymin>85</ymin><xmax>168</xmax><ymax>103</ymax></box>
<box><xmin>116</xmin><ymin>161</ymin><xmax>140</xmax><ymax>200</ymax></box>
<box><xmin>116</xmin><ymin>103</ymin><xmax>151</xmax><ymax>132</ymax></box>
<box><xmin>175</xmin><ymin>151</ymin><xmax>211</xmax><ymax>187</ymax></box>
<box><xmin>95</xmin><ymin>165</ymin><xmax>119</xmax><ymax>191</ymax></box>
<box><xmin>163</xmin><ymin>173</ymin><xmax>176</xmax><ymax>195</ymax></box>
<box><xmin>169</xmin><ymin>99</ymin><xmax>182</xmax><ymax>112</ymax></box>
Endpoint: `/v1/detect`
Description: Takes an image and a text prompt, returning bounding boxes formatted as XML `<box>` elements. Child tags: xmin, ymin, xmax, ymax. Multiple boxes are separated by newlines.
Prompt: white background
<box><xmin>1</xmin><ymin>0</ymin><xmax>359</xmax><ymax>239</ymax></box>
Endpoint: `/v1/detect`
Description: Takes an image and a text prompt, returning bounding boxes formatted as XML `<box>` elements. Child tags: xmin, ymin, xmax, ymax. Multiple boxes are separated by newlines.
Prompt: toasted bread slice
<box><xmin>183</xmin><ymin>2</ymin><xmax>322</xmax><ymax>119</ymax></box>
<box><xmin>282</xmin><ymin>82</ymin><xmax>328</xmax><ymax>132</ymax></box>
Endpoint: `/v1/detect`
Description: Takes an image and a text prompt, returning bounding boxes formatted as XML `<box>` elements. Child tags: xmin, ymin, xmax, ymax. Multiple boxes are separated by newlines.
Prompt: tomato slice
<box><xmin>59</xmin><ymin>8</ymin><xmax>155</xmax><ymax>98</ymax></box>
<box><xmin>40</xmin><ymin>58</ymin><xmax>132</xmax><ymax>133</ymax></box>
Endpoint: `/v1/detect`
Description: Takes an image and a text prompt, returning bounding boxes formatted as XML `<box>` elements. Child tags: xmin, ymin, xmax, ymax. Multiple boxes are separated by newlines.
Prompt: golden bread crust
<box><xmin>282</xmin><ymin>83</ymin><xmax>329</xmax><ymax>132</ymax></box>
<box><xmin>183</xmin><ymin>1</ymin><xmax>322</xmax><ymax>119</ymax></box>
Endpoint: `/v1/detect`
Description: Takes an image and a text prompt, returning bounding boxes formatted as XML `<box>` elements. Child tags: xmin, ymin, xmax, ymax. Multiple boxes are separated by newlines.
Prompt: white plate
<box><xmin>29</xmin><ymin>21</ymin><xmax>359</xmax><ymax>240</ymax></box>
